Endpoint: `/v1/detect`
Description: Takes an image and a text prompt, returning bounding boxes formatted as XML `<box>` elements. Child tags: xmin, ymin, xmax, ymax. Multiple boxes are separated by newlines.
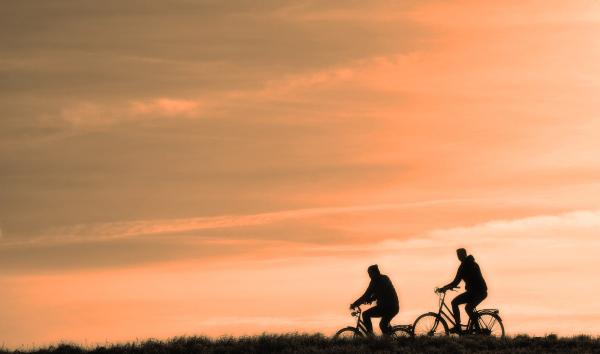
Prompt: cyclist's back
<box><xmin>456</xmin><ymin>255</ymin><xmax>487</xmax><ymax>293</ymax></box>
<box><xmin>368</xmin><ymin>274</ymin><xmax>399</xmax><ymax>310</ymax></box>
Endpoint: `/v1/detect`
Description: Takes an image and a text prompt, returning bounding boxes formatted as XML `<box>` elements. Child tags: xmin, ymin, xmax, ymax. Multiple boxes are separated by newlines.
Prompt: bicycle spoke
<box><xmin>482</xmin><ymin>316</ymin><xmax>495</xmax><ymax>331</ymax></box>
<box><xmin>391</xmin><ymin>326</ymin><xmax>411</xmax><ymax>338</ymax></box>
<box><xmin>487</xmin><ymin>316</ymin><xmax>496</xmax><ymax>329</ymax></box>
<box><xmin>475</xmin><ymin>313</ymin><xmax>504</xmax><ymax>337</ymax></box>
<box><xmin>414</xmin><ymin>313</ymin><xmax>447</xmax><ymax>336</ymax></box>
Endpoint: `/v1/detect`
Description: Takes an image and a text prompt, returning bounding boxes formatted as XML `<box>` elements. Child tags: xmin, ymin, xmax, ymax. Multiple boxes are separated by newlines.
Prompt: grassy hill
<box><xmin>3</xmin><ymin>334</ymin><xmax>600</xmax><ymax>354</ymax></box>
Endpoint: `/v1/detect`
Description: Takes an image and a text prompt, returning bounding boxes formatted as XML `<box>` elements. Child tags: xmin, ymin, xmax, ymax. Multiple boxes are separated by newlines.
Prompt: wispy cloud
<box><xmin>1</xmin><ymin>198</ymin><xmax>473</xmax><ymax>248</ymax></box>
<box><xmin>130</xmin><ymin>98</ymin><xmax>201</xmax><ymax>117</ymax></box>
<box><xmin>60</xmin><ymin>97</ymin><xmax>204</xmax><ymax>129</ymax></box>
<box><xmin>427</xmin><ymin>209</ymin><xmax>600</xmax><ymax>242</ymax></box>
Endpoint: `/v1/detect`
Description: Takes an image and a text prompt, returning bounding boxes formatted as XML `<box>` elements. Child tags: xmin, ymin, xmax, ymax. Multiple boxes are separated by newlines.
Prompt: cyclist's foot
<box><xmin>449</xmin><ymin>326</ymin><xmax>463</xmax><ymax>335</ymax></box>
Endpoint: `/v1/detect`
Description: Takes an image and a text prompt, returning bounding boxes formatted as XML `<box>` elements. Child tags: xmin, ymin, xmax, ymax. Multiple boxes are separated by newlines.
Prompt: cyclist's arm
<box><xmin>352</xmin><ymin>280</ymin><xmax>375</xmax><ymax>307</ymax></box>
<box><xmin>443</xmin><ymin>265</ymin><xmax>463</xmax><ymax>291</ymax></box>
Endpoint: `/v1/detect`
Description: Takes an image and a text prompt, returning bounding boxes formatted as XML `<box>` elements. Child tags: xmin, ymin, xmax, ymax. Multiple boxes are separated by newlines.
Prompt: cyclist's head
<box><xmin>367</xmin><ymin>264</ymin><xmax>380</xmax><ymax>279</ymax></box>
<box><xmin>456</xmin><ymin>248</ymin><xmax>467</xmax><ymax>261</ymax></box>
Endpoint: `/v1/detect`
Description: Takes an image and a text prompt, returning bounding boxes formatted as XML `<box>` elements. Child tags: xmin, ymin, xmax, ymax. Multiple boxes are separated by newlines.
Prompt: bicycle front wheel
<box><xmin>472</xmin><ymin>312</ymin><xmax>505</xmax><ymax>338</ymax></box>
<box><xmin>390</xmin><ymin>325</ymin><xmax>413</xmax><ymax>338</ymax></box>
<box><xmin>413</xmin><ymin>313</ymin><xmax>449</xmax><ymax>336</ymax></box>
<box><xmin>333</xmin><ymin>326</ymin><xmax>363</xmax><ymax>339</ymax></box>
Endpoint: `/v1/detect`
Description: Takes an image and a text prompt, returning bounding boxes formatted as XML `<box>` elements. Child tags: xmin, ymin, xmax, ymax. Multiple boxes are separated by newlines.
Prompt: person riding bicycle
<box><xmin>350</xmin><ymin>264</ymin><xmax>399</xmax><ymax>336</ymax></box>
<box><xmin>437</xmin><ymin>248</ymin><xmax>487</xmax><ymax>334</ymax></box>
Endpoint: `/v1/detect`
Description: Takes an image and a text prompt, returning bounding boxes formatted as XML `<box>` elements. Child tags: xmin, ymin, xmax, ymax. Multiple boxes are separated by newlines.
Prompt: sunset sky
<box><xmin>2</xmin><ymin>0</ymin><xmax>600</xmax><ymax>348</ymax></box>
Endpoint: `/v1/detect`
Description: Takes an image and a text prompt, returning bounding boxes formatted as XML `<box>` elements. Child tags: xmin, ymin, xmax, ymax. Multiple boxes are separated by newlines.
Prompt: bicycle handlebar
<box><xmin>350</xmin><ymin>305</ymin><xmax>362</xmax><ymax>317</ymax></box>
<box><xmin>435</xmin><ymin>286</ymin><xmax>461</xmax><ymax>294</ymax></box>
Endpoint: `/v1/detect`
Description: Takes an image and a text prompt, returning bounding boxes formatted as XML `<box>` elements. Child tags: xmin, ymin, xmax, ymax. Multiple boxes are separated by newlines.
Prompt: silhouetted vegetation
<box><xmin>3</xmin><ymin>334</ymin><xmax>600</xmax><ymax>354</ymax></box>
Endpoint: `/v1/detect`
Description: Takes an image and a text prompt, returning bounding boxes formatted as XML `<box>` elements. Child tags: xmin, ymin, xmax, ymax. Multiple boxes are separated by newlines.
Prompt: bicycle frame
<box><xmin>414</xmin><ymin>288</ymin><xmax>504</xmax><ymax>337</ymax></box>
<box><xmin>436</xmin><ymin>291</ymin><xmax>459</xmax><ymax>328</ymax></box>
<box><xmin>351</xmin><ymin>307</ymin><xmax>369</xmax><ymax>335</ymax></box>
<box><xmin>336</xmin><ymin>305</ymin><xmax>413</xmax><ymax>338</ymax></box>
<box><xmin>435</xmin><ymin>290</ymin><xmax>484</xmax><ymax>331</ymax></box>
<box><xmin>351</xmin><ymin>306</ymin><xmax>410</xmax><ymax>335</ymax></box>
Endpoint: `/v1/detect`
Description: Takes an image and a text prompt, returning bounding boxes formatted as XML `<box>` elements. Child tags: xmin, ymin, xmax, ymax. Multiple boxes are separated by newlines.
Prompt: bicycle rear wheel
<box><xmin>471</xmin><ymin>313</ymin><xmax>505</xmax><ymax>337</ymax></box>
<box><xmin>413</xmin><ymin>313</ymin><xmax>449</xmax><ymax>336</ymax></box>
<box><xmin>333</xmin><ymin>326</ymin><xmax>363</xmax><ymax>339</ymax></box>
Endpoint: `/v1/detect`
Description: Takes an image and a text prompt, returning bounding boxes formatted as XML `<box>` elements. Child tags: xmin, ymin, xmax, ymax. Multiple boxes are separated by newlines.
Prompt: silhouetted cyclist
<box><xmin>350</xmin><ymin>264</ymin><xmax>399</xmax><ymax>336</ymax></box>
<box><xmin>438</xmin><ymin>248</ymin><xmax>488</xmax><ymax>334</ymax></box>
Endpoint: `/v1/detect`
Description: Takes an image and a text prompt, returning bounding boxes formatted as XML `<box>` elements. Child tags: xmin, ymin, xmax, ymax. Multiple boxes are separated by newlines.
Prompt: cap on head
<box><xmin>367</xmin><ymin>264</ymin><xmax>380</xmax><ymax>278</ymax></box>
<box><xmin>456</xmin><ymin>248</ymin><xmax>467</xmax><ymax>261</ymax></box>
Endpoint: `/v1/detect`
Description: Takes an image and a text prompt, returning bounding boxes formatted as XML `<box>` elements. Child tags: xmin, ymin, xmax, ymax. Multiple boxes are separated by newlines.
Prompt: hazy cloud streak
<box><xmin>0</xmin><ymin>198</ymin><xmax>473</xmax><ymax>248</ymax></box>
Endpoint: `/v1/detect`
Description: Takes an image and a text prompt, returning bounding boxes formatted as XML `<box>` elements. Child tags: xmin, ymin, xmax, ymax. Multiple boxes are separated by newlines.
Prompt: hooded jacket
<box><xmin>448</xmin><ymin>255</ymin><xmax>487</xmax><ymax>293</ymax></box>
<box><xmin>353</xmin><ymin>274</ymin><xmax>399</xmax><ymax>310</ymax></box>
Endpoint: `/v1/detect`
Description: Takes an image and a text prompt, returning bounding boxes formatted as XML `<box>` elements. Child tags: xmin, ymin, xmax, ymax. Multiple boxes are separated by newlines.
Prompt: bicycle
<box><xmin>412</xmin><ymin>287</ymin><xmax>505</xmax><ymax>337</ymax></box>
<box><xmin>333</xmin><ymin>305</ymin><xmax>413</xmax><ymax>339</ymax></box>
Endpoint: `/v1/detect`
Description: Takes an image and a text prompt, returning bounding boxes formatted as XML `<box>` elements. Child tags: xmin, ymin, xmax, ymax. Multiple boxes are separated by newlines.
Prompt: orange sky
<box><xmin>2</xmin><ymin>0</ymin><xmax>600</xmax><ymax>348</ymax></box>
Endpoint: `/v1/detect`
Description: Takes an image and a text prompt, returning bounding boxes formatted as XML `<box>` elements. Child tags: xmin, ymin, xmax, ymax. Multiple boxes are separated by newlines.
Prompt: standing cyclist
<box><xmin>437</xmin><ymin>248</ymin><xmax>487</xmax><ymax>334</ymax></box>
<box><xmin>351</xmin><ymin>264</ymin><xmax>399</xmax><ymax>336</ymax></box>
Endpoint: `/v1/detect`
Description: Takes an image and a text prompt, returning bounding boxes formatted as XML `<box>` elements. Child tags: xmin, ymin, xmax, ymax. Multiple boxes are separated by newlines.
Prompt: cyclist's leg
<box><xmin>451</xmin><ymin>292</ymin><xmax>471</xmax><ymax>329</ymax></box>
<box><xmin>363</xmin><ymin>306</ymin><xmax>384</xmax><ymax>334</ymax></box>
<box><xmin>465</xmin><ymin>291</ymin><xmax>487</xmax><ymax>329</ymax></box>
<box><xmin>379</xmin><ymin>307</ymin><xmax>399</xmax><ymax>335</ymax></box>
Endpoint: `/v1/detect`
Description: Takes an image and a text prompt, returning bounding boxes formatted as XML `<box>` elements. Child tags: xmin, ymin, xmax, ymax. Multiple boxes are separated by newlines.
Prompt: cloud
<box><xmin>0</xmin><ymin>198</ymin><xmax>471</xmax><ymax>248</ymax></box>
<box><xmin>4</xmin><ymin>0</ymin><xmax>599</xmax><ymax>245</ymax></box>
<box><xmin>426</xmin><ymin>209</ymin><xmax>600</xmax><ymax>245</ymax></box>
<box><xmin>409</xmin><ymin>0</ymin><xmax>600</xmax><ymax>28</ymax></box>
<box><xmin>59</xmin><ymin>97</ymin><xmax>203</xmax><ymax>129</ymax></box>
<box><xmin>0</xmin><ymin>0</ymin><xmax>421</xmax><ymax>99</ymax></box>
<box><xmin>130</xmin><ymin>98</ymin><xmax>201</xmax><ymax>117</ymax></box>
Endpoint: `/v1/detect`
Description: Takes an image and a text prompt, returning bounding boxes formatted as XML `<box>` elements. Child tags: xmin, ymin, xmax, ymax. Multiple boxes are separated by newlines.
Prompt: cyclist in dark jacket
<box><xmin>351</xmin><ymin>264</ymin><xmax>399</xmax><ymax>335</ymax></box>
<box><xmin>438</xmin><ymin>248</ymin><xmax>487</xmax><ymax>333</ymax></box>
